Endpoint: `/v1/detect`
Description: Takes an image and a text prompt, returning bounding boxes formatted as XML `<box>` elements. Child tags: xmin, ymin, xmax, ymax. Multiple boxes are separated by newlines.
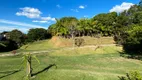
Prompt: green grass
<box><xmin>0</xmin><ymin>46</ymin><xmax>142</xmax><ymax>80</ymax></box>
<box><xmin>20</xmin><ymin>40</ymin><xmax>55</xmax><ymax>51</ymax></box>
<box><xmin>20</xmin><ymin>36</ymin><xmax>115</xmax><ymax>51</ymax></box>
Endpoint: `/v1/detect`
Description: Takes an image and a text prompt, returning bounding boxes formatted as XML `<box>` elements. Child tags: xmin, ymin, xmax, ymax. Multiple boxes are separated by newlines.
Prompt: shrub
<box><xmin>0</xmin><ymin>40</ymin><xmax>18</xmax><ymax>52</ymax></box>
<box><xmin>119</xmin><ymin>71</ymin><xmax>142</xmax><ymax>80</ymax></box>
<box><xmin>75</xmin><ymin>38</ymin><xmax>85</xmax><ymax>47</ymax></box>
<box><xmin>123</xmin><ymin>25</ymin><xmax>142</xmax><ymax>54</ymax></box>
<box><xmin>115</xmin><ymin>25</ymin><xmax>142</xmax><ymax>54</ymax></box>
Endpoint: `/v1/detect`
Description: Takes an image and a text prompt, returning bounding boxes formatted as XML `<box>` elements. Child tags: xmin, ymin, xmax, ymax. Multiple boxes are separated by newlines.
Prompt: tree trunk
<box><xmin>27</xmin><ymin>56</ymin><xmax>32</xmax><ymax>80</ymax></box>
<box><xmin>72</xmin><ymin>33</ymin><xmax>75</xmax><ymax>48</ymax></box>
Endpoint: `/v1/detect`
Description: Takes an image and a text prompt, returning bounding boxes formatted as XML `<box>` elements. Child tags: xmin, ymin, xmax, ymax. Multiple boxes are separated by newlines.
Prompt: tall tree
<box><xmin>8</xmin><ymin>29</ymin><xmax>25</xmax><ymax>46</ymax></box>
<box><xmin>27</xmin><ymin>28</ymin><xmax>48</xmax><ymax>42</ymax></box>
<box><xmin>139</xmin><ymin>0</ymin><xmax>142</xmax><ymax>7</ymax></box>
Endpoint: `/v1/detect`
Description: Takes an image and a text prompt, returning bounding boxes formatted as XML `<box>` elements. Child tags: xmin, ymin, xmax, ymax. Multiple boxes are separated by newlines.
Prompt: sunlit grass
<box><xmin>0</xmin><ymin>46</ymin><xmax>142</xmax><ymax>80</ymax></box>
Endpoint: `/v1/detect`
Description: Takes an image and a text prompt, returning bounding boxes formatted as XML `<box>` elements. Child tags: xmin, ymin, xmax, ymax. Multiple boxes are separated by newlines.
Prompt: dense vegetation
<box><xmin>0</xmin><ymin>1</ymin><xmax>142</xmax><ymax>54</ymax></box>
<box><xmin>48</xmin><ymin>2</ymin><xmax>142</xmax><ymax>54</ymax></box>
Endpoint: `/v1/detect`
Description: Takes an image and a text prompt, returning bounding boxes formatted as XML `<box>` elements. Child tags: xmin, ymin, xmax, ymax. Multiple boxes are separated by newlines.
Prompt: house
<box><xmin>0</xmin><ymin>34</ymin><xmax>6</xmax><ymax>41</ymax></box>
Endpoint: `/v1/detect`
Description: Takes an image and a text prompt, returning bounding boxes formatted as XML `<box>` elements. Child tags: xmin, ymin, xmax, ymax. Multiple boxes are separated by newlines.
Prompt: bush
<box><xmin>115</xmin><ymin>25</ymin><xmax>142</xmax><ymax>54</ymax></box>
<box><xmin>0</xmin><ymin>40</ymin><xmax>18</xmax><ymax>52</ymax></box>
<box><xmin>75</xmin><ymin>38</ymin><xmax>85</xmax><ymax>47</ymax></box>
<box><xmin>119</xmin><ymin>71</ymin><xmax>142</xmax><ymax>80</ymax></box>
<box><xmin>123</xmin><ymin>26</ymin><xmax>142</xmax><ymax>54</ymax></box>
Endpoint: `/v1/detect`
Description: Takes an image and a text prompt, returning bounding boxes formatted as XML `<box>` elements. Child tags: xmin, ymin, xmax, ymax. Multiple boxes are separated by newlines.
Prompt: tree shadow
<box><xmin>119</xmin><ymin>51</ymin><xmax>142</xmax><ymax>60</ymax></box>
<box><xmin>31</xmin><ymin>64</ymin><xmax>57</xmax><ymax>77</ymax></box>
<box><xmin>0</xmin><ymin>69</ymin><xmax>21</xmax><ymax>79</ymax></box>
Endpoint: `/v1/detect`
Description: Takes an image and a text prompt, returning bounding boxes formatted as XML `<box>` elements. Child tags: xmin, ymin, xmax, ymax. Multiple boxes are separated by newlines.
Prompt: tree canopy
<box><xmin>27</xmin><ymin>28</ymin><xmax>48</xmax><ymax>42</ymax></box>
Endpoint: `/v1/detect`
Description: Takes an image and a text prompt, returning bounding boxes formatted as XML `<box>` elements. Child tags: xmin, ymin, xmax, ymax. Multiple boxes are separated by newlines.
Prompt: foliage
<box><xmin>0</xmin><ymin>40</ymin><xmax>18</xmax><ymax>52</ymax></box>
<box><xmin>122</xmin><ymin>25</ymin><xmax>142</xmax><ymax>54</ymax></box>
<box><xmin>48</xmin><ymin>17</ymin><xmax>78</xmax><ymax>38</ymax></box>
<box><xmin>0</xmin><ymin>30</ymin><xmax>23</xmax><ymax>52</ymax></box>
<box><xmin>27</xmin><ymin>28</ymin><xmax>48</xmax><ymax>42</ymax></box>
<box><xmin>0</xmin><ymin>43</ymin><xmax>6</xmax><ymax>47</ymax></box>
<box><xmin>8</xmin><ymin>29</ymin><xmax>25</xmax><ymax>47</ymax></box>
<box><xmin>119</xmin><ymin>71</ymin><xmax>142</xmax><ymax>80</ymax></box>
<box><xmin>113</xmin><ymin>3</ymin><xmax>142</xmax><ymax>54</ymax></box>
<box><xmin>139</xmin><ymin>0</ymin><xmax>142</xmax><ymax>8</ymax></box>
<box><xmin>48</xmin><ymin>12</ymin><xmax>117</xmax><ymax>37</ymax></box>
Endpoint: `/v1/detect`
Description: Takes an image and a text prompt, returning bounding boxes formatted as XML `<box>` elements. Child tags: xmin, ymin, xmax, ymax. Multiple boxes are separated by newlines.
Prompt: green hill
<box><xmin>20</xmin><ymin>36</ymin><xmax>115</xmax><ymax>51</ymax></box>
<box><xmin>0</xmin><ymin>36</ymin><xmax>142</xmax><ymax>80</ymax></box>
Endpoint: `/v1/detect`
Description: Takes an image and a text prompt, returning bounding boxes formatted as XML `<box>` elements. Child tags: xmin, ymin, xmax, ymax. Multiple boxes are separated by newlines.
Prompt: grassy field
<box><xmin>0</xmin><ymin>37</ymin><xmax>141</xmax><ymax>80</ymax></box>
<box><xmin>0</xmin><ymin>45</ymin><xmax>142</xmax><ymax>80</ymax></box>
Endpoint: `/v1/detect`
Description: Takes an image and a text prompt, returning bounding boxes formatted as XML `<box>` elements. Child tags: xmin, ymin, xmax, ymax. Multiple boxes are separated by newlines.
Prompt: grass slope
<box><xmin>0</xmin><ymin>46</ymin><xmax>142</xmax><ymax>80</ymax></box>
<box><xmin>20</xmin><ymin>36</ymin><xmax>115</xmax><ymax>51</ymax></box>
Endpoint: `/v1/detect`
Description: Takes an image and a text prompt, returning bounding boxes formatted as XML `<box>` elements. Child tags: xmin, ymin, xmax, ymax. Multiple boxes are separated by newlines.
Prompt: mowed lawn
<box><xmin>0</xmin><ymin>46</ymin><xmax>142</xmax><ymax>80</ymax></box>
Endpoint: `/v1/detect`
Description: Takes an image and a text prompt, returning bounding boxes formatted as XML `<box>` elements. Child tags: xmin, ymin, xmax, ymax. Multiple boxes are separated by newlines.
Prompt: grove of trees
<box><xmin>48</xmin><ymin>2</ymin><xmax>142</xmax><ymax>54</ymax></box>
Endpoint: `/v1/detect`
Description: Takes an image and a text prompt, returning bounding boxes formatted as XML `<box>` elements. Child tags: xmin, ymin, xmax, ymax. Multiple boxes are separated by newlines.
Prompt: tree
<box><xmin>77</xmin><ymin>18</ymin><xmax>86</xmax><ymax>36</ymax></box>
<box><xmin>8</xmin><ymin>29</ymin><xmax>25</xmax><ymax>47</ymax></box>
<box><xmin>92</xmin><ymin>12</ymin><xmax>117</xmax><ymax>36</ymax></box>
<box><xmin>22</xmin><ymin>53</ymin><xmax>40</xmax><ymax>80</ymax></box>
<box><xmin>122</xmin><ymin>25</ymin><xmax>142</xmax><ymax>54</ymax></box>
<box><xmin>139</xmin><ymin>0</ymin><xmax>142</xmax><ymax>7</ymax></box>
<box><xmin>59</xmin><ymin>17</ymin><xmax>78</xmax><ymax>37</ymax></box>
<box><xmin>56</xmin><ymin>18</ymin><xmax>69</xmax><ymax>37</ymax></box>
<box><xmin>27</xmin><ymin>28</ymin><xmax>48</xmax><ymax>42</ymax></box>
<box><xmin>133</xmin><ymin>12</ymin><xmax>142</xmax><ymax>25</ymax></box>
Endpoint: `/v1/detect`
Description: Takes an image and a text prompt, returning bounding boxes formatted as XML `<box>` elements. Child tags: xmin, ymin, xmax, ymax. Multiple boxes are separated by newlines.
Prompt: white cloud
<box><xmin>56</xmin><ymin>4</ymin><xmax>62</xmax><ymax>8</ymax></box>
<box><xmin>16</xmin><ymin>7</ymin><xmax>42</xmax><ymax>18</ymax></box>
<box><xmin>0</xmin><ymin>26</ymin><xmax>29</xmax><ymax>33</ymax></box>
<box><xmin>41</xmin><ymin>17</ymin><xmax>56</xmax><ymax>21</ymax></box>
<box><xmin>32</xmin><ymin>17</ymin><xmax>55</xmax><ymax>24</ymax></box>
<box><xmin>110</xmin><ymin>2</ymin><xmax>134</xmax><ymax>13</ymax></box>
<box><xmin>16</xmin><ymin>7</ymin><xmax>56</xmax><ymax>24</ymax></box>
<box><xmin>79</xmin><ymin>5</ymin><xmax>85</xmax><ymax>9</ymax></box>
<box><xmin>71</xmin><ymin>9</ymin><xmax>79</xmax><ymax>12</ymax></box>
<box><xmin>32</xmin><ymin>20</ymin><xmax>50</xmax><ymax>23</ymax></box>
<box><xmin>71</xmin><ymin>5</ymin><xmax>86</xmax><ymax>12</ymax></box>
<box><xmin>0</xmin><ymin>19</ymin><xmax>46</xmax><ymax>28</ymax></box>
<box><xmin>84</xmin><ymin>15</ymin><xmax>89</xmax><ymax>18</ymax></box>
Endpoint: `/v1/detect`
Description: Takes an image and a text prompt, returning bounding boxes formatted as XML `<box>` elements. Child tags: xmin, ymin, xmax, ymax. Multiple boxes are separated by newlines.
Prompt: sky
<box><xmin>0</xmin><ymin>0</ymin><xmax>140</xmax><ymax>33</ymax></box>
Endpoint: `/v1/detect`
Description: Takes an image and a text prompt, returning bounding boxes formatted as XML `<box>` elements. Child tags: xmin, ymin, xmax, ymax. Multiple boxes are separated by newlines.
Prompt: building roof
<box><xmin>0</xmin><ymin>35</ymin><xmax>3</xmax><ymax>41</ymax></box>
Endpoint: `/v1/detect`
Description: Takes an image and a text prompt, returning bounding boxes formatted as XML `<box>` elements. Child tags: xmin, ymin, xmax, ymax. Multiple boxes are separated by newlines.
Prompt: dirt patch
<box><xmin>49</xmin><ymin>36</ymin><xmax>72</xmax><ymax>47</ymax></box>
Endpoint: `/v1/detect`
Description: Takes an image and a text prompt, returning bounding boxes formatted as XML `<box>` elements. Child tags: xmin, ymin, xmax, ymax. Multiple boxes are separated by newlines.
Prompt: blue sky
<box><xmin>0</xmin><ymin>0</ymin><xmax>139</xmax><ymax>33</ymax></box>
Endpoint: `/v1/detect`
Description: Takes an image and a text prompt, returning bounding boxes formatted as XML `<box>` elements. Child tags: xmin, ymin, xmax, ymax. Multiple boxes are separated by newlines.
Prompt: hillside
<box><xmin>20</xmin><ymin>36</ymin><xmax>115</xmax><ymax>51</ymax></box>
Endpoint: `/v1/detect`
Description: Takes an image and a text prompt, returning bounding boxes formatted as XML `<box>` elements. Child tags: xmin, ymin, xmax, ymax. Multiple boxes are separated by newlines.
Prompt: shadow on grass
<box><xmin>31</xmin><ymin>64</ymin><xmax>57</xmax><ymax>77</ymax></box>
<box><xmin>0</xmin><ymin>69</ymin><xmax>21</xmax><ymax>79</ymax></box>
<box><xmin>119</xmin><ymin>51</ymin><xmax>142</xmax><ymax>60</ymax></box>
